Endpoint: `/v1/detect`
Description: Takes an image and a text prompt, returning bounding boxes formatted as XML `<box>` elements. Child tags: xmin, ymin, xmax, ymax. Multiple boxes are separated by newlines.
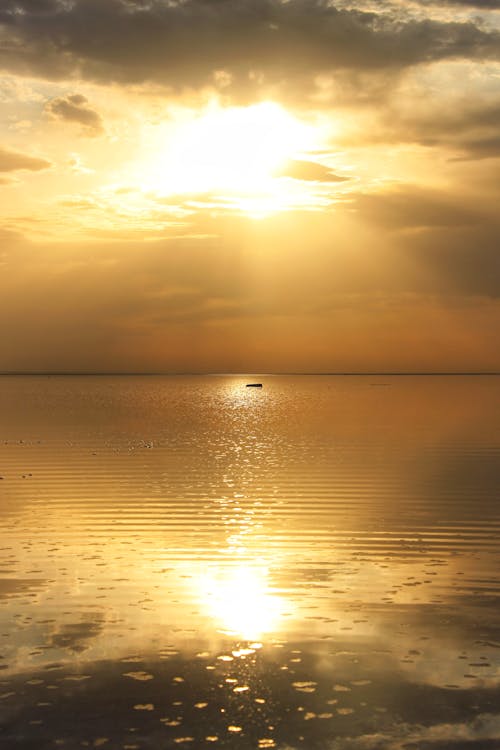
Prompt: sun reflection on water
<box><xmin>200</xmin><ymin>564</ymin><xmax>284</xmax><ymax>640</ymax></box>
<box><xmin>221</xmin><ymin>379</ymin><xmax>271</xmax><ymax>409</ymax></box>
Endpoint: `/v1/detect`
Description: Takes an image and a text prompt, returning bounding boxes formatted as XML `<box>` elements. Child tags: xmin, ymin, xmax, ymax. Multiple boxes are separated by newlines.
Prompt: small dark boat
<box><xmin>246</xmin><ymin>383</ymin><xmax>263</xmax><ymax>388</ymax></box>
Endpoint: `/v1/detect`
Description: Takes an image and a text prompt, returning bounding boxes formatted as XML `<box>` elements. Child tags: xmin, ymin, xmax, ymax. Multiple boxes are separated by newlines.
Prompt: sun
<box><xmin>137</xmin><ymin>101</ymin><xmax>320</xmax><ymax>213</ymax></box>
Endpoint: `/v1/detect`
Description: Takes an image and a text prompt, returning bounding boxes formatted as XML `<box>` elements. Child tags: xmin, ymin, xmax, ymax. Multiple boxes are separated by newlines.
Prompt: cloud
<box><xmin>0</xmin><ymin>145</ymin><xmax>51</xmax><ymax>172</ymax></box>
<box><xmin>344</xmin><ymin>0</ymin><xmax>500</xmax><ymax>7</ymax></box>
<box><xmin>350</xmin><ymin>185</ymin><xmax>500</xmax><ymax>298</ymax></box>
<box><xmin>351</xmin><ymin>185</ymin><xmax>482</xmax><ymax>230</ymax></box>
<box><xmin>3</xmin><ymin>0</ymin><xmax>61</xmax><ymax>11</ymax></box>
<box><xmin>275</xmin><ymin>159</ymin><xmax>349</xmax><ymax>182</ymax></box>
<box><xmin>375</xmin><ymin>98</ymin><xmax>500</xmax><ymax>159</ymax></box>
<box><xmin>455</xmin><ymin>135</ymin><xmax>500</xmax><ymax>159</ymax></box>
<box><xmin>403</xmin><ymin>222</ymin><xmax>500</xmax><ymax>298</ymax></box>
<box><xmin>0</xmin><ymin>0</ymin><xmax>499</xmax><ymax>97</ymax></box>
<box><xmin>0</xmin><ymin>227</ymin><xmax>498</xmax><ymax>373</ymax></box>
<box><xmin>417</xmin><ymin>0</ymin><xmax>500</xmax><ymax>6</ymax></box>
<box><xmin>432</xmin><ymin>106</ymin><xmax>500</xmax><ymax>161</ymax></box>
<box><xmin>45</xmin><ymin>93</ymin><xmax>105</xmax><ymax>136</ymax></box>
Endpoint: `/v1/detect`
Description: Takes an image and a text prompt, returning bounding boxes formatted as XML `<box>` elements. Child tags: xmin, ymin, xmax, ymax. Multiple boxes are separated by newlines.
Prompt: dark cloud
<box><xmin>420</xmin><ymin>0</ymin><xmax>500</xmax><ymax>6</ymax></box>
<box><xmin>348</xmin><ymin>185</ymin><xmax>500</xmax><ymax>298</ymax></box>
<box><xmin>275</xmin><ymin>159</ymin><xmax>349</xmax><ymax>182</ymax></box>
<box><xmin>345</xmin><ymin>99</ymin><xmax>500</xmax><ymax>159</ymax></box>
<box><xmin>4</xmin><ymin>0</ymin><xmax>62</xmax><ymax>11</ymax></box>
<box><xmin>347</xmin><ymin>0</ymin><xmax>499</xmax><ymax>8</ymax></box>
<box><xmin>0</xmin><ymin>145</ymin><xmax>51</xmax><ymax>172</ymax></box>
<box><xmin>0</xmin><ymin>0</ymin><xmax>499</xmax><ymax>94</ymax></box>
<box><xmin>454</xmin><ymin>135</ymin><xmax>500</xmax><ymax>159</ymax></box>
<box><xmin>45</xmin><ymin>93</ymin><xmax>105</xmax><ymax>136</ymax></box>
<box><xmin>403</xmin><ymin>222</ymin><xmax>500</xmax><ymax>298</ymax></box>
<box><xmin>421</xmin><ymin>101</ymin><xmax>500</xmax><ymax>159</ymax></box>
<box><xmin>350</xmin><ymin>185</ymin><xmax>482</xmax><ymax>229</ymax></box>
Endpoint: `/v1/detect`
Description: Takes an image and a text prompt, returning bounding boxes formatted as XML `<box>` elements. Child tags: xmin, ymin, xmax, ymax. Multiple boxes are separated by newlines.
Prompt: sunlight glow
<box><xmin>135</xmin><ymin>101</ymin><xmax>323</xmax><ymax>215</ymax></box>
<box><xmin>200</xmin><ymin>565</ymin><xmax>284</xmax><ymax>640</ymax></box>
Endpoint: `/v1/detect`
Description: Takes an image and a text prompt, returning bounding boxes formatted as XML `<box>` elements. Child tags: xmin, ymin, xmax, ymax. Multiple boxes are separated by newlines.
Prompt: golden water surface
<box><xmin>0</xmin><ymin>375</ymin><xmax>499</xmax><ymax>749</ymax></box>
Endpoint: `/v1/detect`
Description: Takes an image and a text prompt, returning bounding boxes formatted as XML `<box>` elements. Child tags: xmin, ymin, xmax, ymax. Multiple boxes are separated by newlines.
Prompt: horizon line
<box><xmin>0</xmin><ymin>371</ymin><xmax>499</xmax><ymax>377</ymax></box>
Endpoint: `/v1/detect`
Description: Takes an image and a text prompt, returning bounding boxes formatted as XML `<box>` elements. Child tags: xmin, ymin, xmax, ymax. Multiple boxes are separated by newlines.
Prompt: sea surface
<box><xmin>0</xmin><ymin>375</ymin><xmax>499</xmax><ymax>749</ymax></box>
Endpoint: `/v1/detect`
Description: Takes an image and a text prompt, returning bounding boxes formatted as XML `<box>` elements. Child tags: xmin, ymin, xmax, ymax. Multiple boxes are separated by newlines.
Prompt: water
<box><xmin>0</xmin><ymin>375</ymin><xmax>499</xmax><ymax>749</ymax></box>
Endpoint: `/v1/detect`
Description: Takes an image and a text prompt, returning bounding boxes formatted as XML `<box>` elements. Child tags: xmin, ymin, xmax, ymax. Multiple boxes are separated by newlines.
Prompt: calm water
<box><xmin>0</xmin><ymin>375</ymin><xmax>499</xmax><ymax>749</ymax></box>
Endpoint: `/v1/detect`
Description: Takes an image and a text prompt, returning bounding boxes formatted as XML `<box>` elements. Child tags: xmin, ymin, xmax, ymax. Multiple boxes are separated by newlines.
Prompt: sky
<box><xmin>0</xmin><ymin>0</ymin><xmax>499</xmax><ymax>373</ymax></box>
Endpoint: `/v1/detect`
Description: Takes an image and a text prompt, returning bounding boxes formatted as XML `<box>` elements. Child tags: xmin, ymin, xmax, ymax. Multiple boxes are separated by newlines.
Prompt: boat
<box><xmin>246</xmin><ymin>383</ymin><xmax>263</xmax><ymax>388</ymax></box>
